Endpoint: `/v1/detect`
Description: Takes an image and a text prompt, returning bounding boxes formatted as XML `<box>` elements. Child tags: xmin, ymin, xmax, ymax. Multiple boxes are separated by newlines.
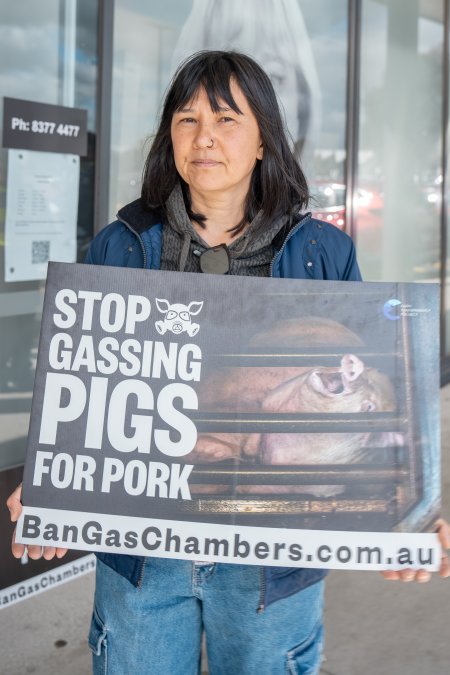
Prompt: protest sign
<box><xmin>17</xmin><ymin>263</ymin><xmax>441</xmax><ymax>570</ymax></box>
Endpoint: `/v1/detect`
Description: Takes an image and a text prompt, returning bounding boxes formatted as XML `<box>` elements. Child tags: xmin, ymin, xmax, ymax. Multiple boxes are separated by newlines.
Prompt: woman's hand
<box><xmin>6</xmin><ymin>483</ymin><xmax>68</xmax><ymax>561</ymax></box>
<box><xmin>381</xmin><ymin>518</ymin><xmax>450</xmax><ymax>583</ymax></box>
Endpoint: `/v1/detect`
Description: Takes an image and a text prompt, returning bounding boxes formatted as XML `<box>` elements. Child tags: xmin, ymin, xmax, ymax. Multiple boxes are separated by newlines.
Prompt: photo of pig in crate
<box><xmin>183</xmin><ymin>299</ymin><xmax>439</xmax><ymax>535</ymax></box>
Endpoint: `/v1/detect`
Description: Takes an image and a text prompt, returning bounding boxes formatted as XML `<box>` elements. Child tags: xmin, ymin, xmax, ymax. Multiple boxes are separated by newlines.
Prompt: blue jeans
<box><xmin>89</xmin><ymin>557</ymin><xmax>324</xmax><ymax>674</ymax></box>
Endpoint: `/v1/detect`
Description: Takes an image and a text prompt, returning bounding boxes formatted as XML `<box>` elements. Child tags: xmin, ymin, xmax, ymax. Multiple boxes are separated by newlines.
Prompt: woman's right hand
<box><xmin>6</xmin><ymin>483</ymin><xmax>68</xmax><ymax>560</ymax></box>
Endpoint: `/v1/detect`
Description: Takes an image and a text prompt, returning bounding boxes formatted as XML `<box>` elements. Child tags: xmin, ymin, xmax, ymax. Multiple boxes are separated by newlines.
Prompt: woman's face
<box><xmin>170</xmin><ymin>80</ymin><xmax>263</xmax><ymax>205</ymax></box>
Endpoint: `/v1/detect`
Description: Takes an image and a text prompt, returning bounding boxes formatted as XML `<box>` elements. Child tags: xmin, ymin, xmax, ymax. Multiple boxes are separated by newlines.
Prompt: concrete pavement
<box><xmin>1</xmin><ymin>386</ymin><xmax>449</xmax><ymax>675</ymax></box>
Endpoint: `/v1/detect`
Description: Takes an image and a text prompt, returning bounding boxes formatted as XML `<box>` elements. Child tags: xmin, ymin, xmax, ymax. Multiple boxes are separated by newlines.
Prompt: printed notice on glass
<box><xmin>4</xmin><ymin>149</ymin><xmax>79</xmax><ymax>282</ymax></box>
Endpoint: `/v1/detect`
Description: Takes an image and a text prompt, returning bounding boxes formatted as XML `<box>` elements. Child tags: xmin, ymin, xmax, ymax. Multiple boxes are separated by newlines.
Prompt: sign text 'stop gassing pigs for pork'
<box><xmin>155</xmin><ymin>299</ymin><xmax>203</xmax><ymax>337</ymax></box>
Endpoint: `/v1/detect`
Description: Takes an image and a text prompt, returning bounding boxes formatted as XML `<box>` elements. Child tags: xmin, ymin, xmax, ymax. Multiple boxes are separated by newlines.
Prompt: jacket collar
<box><xmin>116</xmin><ymin>198</ymin><xmax>163</xmax><ymax>235</ymax></box>
<box><xmin>116</xmin><ymin>197</ymin><xmax>311</xmax><ymax>249</ymax></box>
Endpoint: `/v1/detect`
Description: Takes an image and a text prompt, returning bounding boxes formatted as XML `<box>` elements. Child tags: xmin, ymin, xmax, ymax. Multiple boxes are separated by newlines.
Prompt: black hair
<box><xmin>141</xmin><ymin>50</ymin><xmax>309</xmax><ymax>235</ymax></box>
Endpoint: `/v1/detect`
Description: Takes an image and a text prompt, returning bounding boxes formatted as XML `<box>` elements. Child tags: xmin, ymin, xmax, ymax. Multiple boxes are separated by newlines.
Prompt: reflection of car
<box><xmin>311</xmin><ymin>183</ymin><xmax>346</xmax><ymax>229</ymax></box>
<box><xmin>311</xmin><ymin>182</ymin><xmax>384</xmax><ymax>231</ymax></box>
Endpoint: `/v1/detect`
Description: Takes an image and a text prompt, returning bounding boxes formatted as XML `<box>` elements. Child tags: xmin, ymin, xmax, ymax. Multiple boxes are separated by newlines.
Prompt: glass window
<box><xmin>356</xmin><ymin>0</ymin><xmax>444</xmax><ymax>282</ymax></box>
<box><xmin>0</xmin><ymin>0</ymin><xmax>98</xmax><ymax>470</ymax></box>
<box><xmin>445</xmin><ymin>7</ymin><xmax>450</xmax><ymax>359</ymax></box>
<box><xmin>109</xmin><ymin>0</ymin><xmax>348</xmax><ymax>223</ymax></box>
<box><xmin>299</xmin><ymin>0</ymin><xmax>348</xmax><ymax>229</ymax></box>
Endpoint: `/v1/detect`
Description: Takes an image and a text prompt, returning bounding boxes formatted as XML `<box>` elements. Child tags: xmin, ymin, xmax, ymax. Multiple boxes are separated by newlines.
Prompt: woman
<box><xmin>8</xmin><ymin>51</ymin><xmax>450</xmax><ymax>675</ymax></box>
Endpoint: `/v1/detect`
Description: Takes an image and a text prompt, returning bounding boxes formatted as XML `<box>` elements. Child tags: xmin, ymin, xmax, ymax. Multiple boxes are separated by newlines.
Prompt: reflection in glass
<box><xmin>357</xmin><ymin>0</ymin><xmax>444</xmax><ymax>282</ymax></box>
<box><xmin>110</xmin><ymin>3</ymin><xmax>183</xmax><ymax>216</ymax></box>
<box><xmin>0</xmin><ymin>1</ymin><xmax>98</xmax><ymax>470</ymax></box>
<box><xmin>171</xmin><ymin>0</ymin><xmax>321</xmax><ymax>171</ymax></box>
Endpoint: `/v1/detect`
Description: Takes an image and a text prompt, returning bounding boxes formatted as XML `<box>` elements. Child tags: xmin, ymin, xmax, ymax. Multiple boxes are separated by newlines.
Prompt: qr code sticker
<box><xmin>32</xmin><ymin>240</ymin><xmax>50</xmax><ymax>264</ymax></box>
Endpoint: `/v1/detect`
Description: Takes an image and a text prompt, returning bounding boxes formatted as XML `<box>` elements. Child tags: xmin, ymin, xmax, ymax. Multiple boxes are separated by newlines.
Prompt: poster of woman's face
<box><xmin>170</xmin><ymin>0</ymin><xmax>321</xmax><ymax>171</ymax></box>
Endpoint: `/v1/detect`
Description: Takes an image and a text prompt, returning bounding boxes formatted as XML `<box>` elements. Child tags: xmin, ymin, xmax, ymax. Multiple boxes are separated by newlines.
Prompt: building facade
<box><xmin>0</xmin><ymin>0</ymin><xmax>448</xmax><ymax>598</ymax></box>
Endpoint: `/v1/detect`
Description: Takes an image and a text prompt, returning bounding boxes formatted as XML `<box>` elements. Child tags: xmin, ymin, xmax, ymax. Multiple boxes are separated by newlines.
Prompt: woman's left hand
<box><xmin>381</xmin><ymin>518</ymin><xmax>450</xmax><ymax>582</ymax></box>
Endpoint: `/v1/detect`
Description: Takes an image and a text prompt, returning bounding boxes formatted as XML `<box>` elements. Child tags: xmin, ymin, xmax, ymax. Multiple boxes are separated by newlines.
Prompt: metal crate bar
<box><xmin>209</xmin><ymin>350</ymin><xmax>401</xmax><ymax>367</ymax></box>
<box><xmin>189</xmin><ymin>464</ymin><xmax>409</xmax><ymax>485</ymax></box>
<box><xmin>181</xmin><ymin>498</ymin><xmax>391</xmax><ymax>514</ymax></box>
<box><xmin>191</xmin><ymin>411</ymin><xmax>405</xmax><ymax>433</ymax></box>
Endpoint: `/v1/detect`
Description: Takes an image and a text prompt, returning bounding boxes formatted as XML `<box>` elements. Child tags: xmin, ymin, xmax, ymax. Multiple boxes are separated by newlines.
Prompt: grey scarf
<box><xmin>161</xmin><ymin>183</ymin><xmax>291</xmax><ymax>277</ymax></box>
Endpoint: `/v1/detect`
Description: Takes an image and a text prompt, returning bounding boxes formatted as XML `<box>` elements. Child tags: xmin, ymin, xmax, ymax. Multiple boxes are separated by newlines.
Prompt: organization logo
<box><xmin>383</xmin><ymin>298</ymin><xmax>402</xmax><ymax>321</ymax></box>
<box><xmin>383</xmin><ymin>298</ymin><xmax>431</xmax><ymax>320</ymax></box>
<box><xmin>155</xmin><ymin>299</ymin><xmax>204</xmax><ymax>336</ymax></box>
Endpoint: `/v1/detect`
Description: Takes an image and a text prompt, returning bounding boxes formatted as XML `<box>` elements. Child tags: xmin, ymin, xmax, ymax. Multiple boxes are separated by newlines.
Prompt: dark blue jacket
<box><xmin>85</xmin><ymin>198</ymin><xmax>362</xmax><ymax>609</ymax></box>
